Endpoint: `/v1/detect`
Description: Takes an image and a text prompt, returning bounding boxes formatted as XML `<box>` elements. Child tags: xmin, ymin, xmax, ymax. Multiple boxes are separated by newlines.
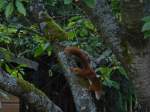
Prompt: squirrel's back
<box><xmin>64</xmin><ymin>47</ymin><xmax>103</xmax><ymax>100</ymax></box>
<box><xmin>64</xmin><ymin>47</ymin><xmax>90</xmax><ymax>68</ymax></box>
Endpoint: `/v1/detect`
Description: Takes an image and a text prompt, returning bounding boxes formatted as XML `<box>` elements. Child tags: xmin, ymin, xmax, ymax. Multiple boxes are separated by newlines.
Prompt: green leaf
<box><xmin>0</xmin><ymin>47</ymin><xmax>12</xmax><ymax>61</ymax></box>
<box><xmin>143</xmin><ymin>31</ymin><xmax>150</xmax><ymax>39</ymax></box>
<box><xmin>99</xmin><ymin>67</ymin><xmax>112</xmax><ymax>77</ymax></box>
<box><xmin>5</xmin><ymin>64</ymin><xmax>12</xmax><ymax>73</ymax></box>
<box><xmin>15</xmin><ymin>0</ymin><xmax>26</xmax><ymax>16</ymax></box>
<box><xmin>79</xmin><ymin>28</ymin><xmax>88</xmax><ymax>37</ymax></box>
<box><xmin>0</xmin><ymin>0</ymin><xmax>5</xmax><ymax>11</ymax></box>
<box><xmin>34</xmin><ymin>43</ymin><xmax>50</xmax><ymax>57</ymax></box>
<box><xmin>34</xmin><ymin>45</ymin><xmax>44</xmax><ymax>57</ymax></box>
<box><xmin>69</xmin><ymin>16</ymin><xmax>81</xmax><ymax>22</ymax></box>
<box><xmin>142</xmin><ymin>22</ymin><xmax>150</xmax><ymax>32</ymax></box>
<box><xmin>64</xmin><ymin>0</ymin><xmax>73</xmax><ymax>4</ymax></box>
<box><xmin>67</xmin><ymin>31</ymin><xmax>76</xmax><ymax>39</ymax></box>
<box><xmin>83</xmin><ymin>0</ymin><xmax>96</xmax><ymax>8</ymax></box>
<box><xmin>5</xmin><ymin>2</ymin><xmax>14</xmax><ymax>18</ymax></box>
<box><xmin>84</xmin><ymin>20</ymin><xmax>94</xmax><ymax>30</ymax></box>
<box><xmin>142</xmin><ymin>16</ymin><xmax>150</xmax><ymax>22</ymax></box>
<box><xmin>118</xmin><ymin>66</ymin><xmax>128</xmax><ymax>79</ymax></box>
<box><xmin>102</xmin><ymin>79</ymin><xmax>119</xmax><ymax>89</ymax></box>
<box><xmin>68</xmin><ymin>22</ymin><xmax>76</xmax><ymax>27</ymax></box>
<box><xmin>18</xmin><ymin>64</ymin><xmax>28</xmax><ymax>68</ymax></box>
<box><xmin>47</xmin><ymin>46</ymin><xmax>52</xmax><ymax>56</ymax></box>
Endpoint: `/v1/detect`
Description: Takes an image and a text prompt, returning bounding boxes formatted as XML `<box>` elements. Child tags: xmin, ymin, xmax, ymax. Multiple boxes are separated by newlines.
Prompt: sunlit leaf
<box><xmin>18</xmin><ymin>64</ymin><xmax>28</xmax><ymax>68</ymax></box>
<box><xmin>15</xmin><ymin>0</ymin><xmax>26</xmax><ymax>16</ymax></box>
<box><xmin>142</xmin><ymin>22</ymin><xmax>150</xmax><ymax>32</ymax></box>
<box><xmin>34</xmin><ymin>43</ymin><xmax>51</xmax><ymax>57</ymax></box>
<box><xmin>69</xmin><ymin>16</ymin><xmax>81</xmax><ymax>22</ymax></box>
<box><xmin>84</xmin><ymin>20</ymin><xmax>94</xmax><ymax>30</ymax></box>
<box><xmin>5</xmin><ymin>64</ymin><xmax>12</xmax><ymax>74</ymax></box>
<box><xmin>67</xmin><ymin>31</ymin><xmax>76</xmax><ymax>39</ymax></box>
<box><xmin>99</xmin><ymin>67</ymin><xmax>112</xmax><ymax>77</ymax></box>
<box><xmin>68</xmin><ymin>22</ymin><xmax>76</xmax><ymax>27</ymax></box>
<box><xmin>34</xmin><ymin>45</ymin><xmax>44</xmax><ymax>57</ymax></box>
<box><xmin>5</xmin><ymin>2</ymin><xmax>14</xmax><ymax>18</ymax></box>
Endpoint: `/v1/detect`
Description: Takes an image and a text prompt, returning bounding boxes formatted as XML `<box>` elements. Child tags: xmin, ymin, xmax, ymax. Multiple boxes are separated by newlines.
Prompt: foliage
<box><xmin>0</xmin><ymin>0</ymin><xmax>136</xmax><ymax>111</ymax></box>
<box><xmin>96</xmin><ymin>54</ymin><xmax>134</xmax><ymax>112</ymax></box>
<box><xmin>142</xmin><ymin>16</ymin><xmax>150</xmax><ymax>39</ymax></box>
<box><xmin>4</xmin><ymin>63</ymin><xmax>26</xmax><ymax>79</ymax></box>
<box><xmin>96</xmin><ymin>56</ymin><xmax>128</xmax><ymax>89</ymax></box>
<box><xmin>0</xmin><ymin>24</ymin><xmax>52</xmax><ymax>58</ymax></box>
<box><xmin>63</xmin><ymin>0</ymin><xmax>96</xmax><ymax>8</ymax></box>
<box><xmin>66</xmin><ymin>16</ymin><xmax>95</xmax><ymax>39</ymax></box>
<box><xmin>0</xmin><ymin>0</ymin><xmax>27</xmax><ymax>18</ymax></box>
<box><xmin>97</xmin><ymin>67</ymin><xmax>119</xmax><ymax>89</ymax></box>
<box><xmin>64</xmin><ymin>16</ymin><xmax>104</xmax><ymax>57</ymax></box>
<box><xmin>110</xmin><ymin>0</ymin><xmax>121</xmax><ymax>21</ymax></box>
<box><xmin>0</xmin><ymin>23</ymin><xmax>52</xmax><ymax>78</ymax></box>
<box><xmin>40</xmin><ymin>12</ymin><xmax>68</xmax><ymax>41</ymax></box>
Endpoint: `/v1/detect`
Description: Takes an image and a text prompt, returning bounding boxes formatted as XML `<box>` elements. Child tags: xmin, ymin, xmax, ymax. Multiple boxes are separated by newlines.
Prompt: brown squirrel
<box><xmin>64</xmin><ymin>47</ymin><xmax>103</xmax><ymax>100</ymax></box>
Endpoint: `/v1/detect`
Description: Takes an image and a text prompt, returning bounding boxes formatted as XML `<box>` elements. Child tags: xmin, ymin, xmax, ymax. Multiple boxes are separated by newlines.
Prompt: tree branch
<box><xmin>58</xmin><ymin>52</ymin><xmax>97</xmax><ymax>112</ymax></box>
<box><xmin>0</xmin><ymin>68</ymin><xmax>63</xmax><ymax>112</ymax></box>
<box><xmin>76</xmin><ymin>0</ymin><xmax>125</xmax><ymax>65</ymax></box>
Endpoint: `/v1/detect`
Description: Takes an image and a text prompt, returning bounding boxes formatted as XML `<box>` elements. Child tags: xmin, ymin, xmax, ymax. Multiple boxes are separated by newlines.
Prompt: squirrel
<box><xmin>64</xmin><ymin>47</ymin><xmax>103</xmax><ymax>100</ymax></box>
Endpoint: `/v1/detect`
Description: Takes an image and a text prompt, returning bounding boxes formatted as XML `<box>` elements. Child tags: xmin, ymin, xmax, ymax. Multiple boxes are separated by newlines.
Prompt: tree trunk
<box><xmin>58</xmin><ymin>52</ymin><xmax>97</xmax><ymax>112</ymax></box>
<box><xmin>77</xmin><ymin>0</ymin><xmax>150</xmax><ymax>109</ymax></box>
<box><xmin>120</xmin><ymin>0</ymin><xmax>150</xmax><ymax>108</ymax></box>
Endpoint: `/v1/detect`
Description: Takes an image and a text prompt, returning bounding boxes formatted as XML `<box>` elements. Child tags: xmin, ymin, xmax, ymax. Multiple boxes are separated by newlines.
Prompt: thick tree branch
<box><xmin>29</xmin><ymin>0</ymin><xmax>68</xmax><ymax>41</ymax></box>
<box><xmin>76</xmin><ymin>0</ymin><xmax>125</xmax><ymax>62</ymax></box>
<box><xmin>58</xmin><ymin>52</ymin><xmax>97</xmax><ymax>112</ymax></box>
<box><xmin>0</xmin><ymin>68</ymin><xmax>63</xmax><ymax>112</ymax></box>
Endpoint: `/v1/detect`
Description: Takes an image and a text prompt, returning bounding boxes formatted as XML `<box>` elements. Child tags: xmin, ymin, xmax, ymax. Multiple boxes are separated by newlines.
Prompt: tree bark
<box><xmin>0</xmin><ymin>68</ymin><xmax>63</xmax><ymax>112</ymax></box>
<box><xmin>58</xmin><ymin>52</ymin><xmax>97</xmax><ymax>112</ymax></box>
<box><xmin>120</xmin><ymin>0</ymin><xmax>150</xmax><ymax>107</ymax></box>
<box><xmin>77</xmin><ymin>0</ymin><xmax>150</xmax><ymax>108</ymax></box>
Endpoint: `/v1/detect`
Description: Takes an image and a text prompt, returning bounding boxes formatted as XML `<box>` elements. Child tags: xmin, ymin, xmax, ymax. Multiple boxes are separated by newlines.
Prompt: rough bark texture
<box><xmin>76</xmin><ymin>0</ymin><xmax>126</xmax><ymax>65</ymax></box>
<box><xmin>0</xmin><ymin>68</ymin><xmax>63</xmax><ymax>112</ymax></box>
<box><xmin>58</xmin><ymin>52</ymin><xmax>97</xmax><ymax>112</ymax></box>
<box><xmin>77</xmin><ymin>0</ymin><xmax>150</xmax><ymax>108</ymax></box>
<box><xmin>120</xmin><ymin>0</ymin><xmax>150</xmax><ymax>106</ymax></box>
